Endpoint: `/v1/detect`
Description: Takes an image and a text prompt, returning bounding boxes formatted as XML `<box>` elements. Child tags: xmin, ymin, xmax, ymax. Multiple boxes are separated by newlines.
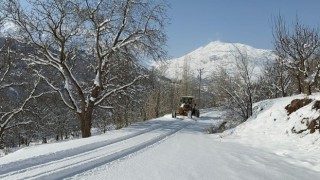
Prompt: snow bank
<box><xmin>218</xmin><ymin>93</ymin><xmax>320</xmax><ymax>172</ymax></box>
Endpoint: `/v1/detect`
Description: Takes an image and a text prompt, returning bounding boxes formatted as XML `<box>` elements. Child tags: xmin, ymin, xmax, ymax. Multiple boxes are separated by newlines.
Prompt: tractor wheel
<box><xmin>196</xmin><ymin>110</ymin><xmax>200</xmax><ymax>118</ymax></box>
<box><xmin>172</xmin><ymin>111</ymin><xmax>176</xmax><ymax>118</ymax></box>
<box><xmin>188</xmin><ymin>111</ymin><xmax>192</xmax><ymax>118</ymax></box>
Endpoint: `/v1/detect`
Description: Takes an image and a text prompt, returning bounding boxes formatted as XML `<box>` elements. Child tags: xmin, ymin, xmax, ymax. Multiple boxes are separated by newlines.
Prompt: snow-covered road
<box><xmin>1</xmin><ymin>109</ymin><xmax>319</xmax><ymax>179</ymax></box>
<box><xmin>1</xmin><ymin>120</ymin><xmax>190</xmax><ymax>179</ymax></box>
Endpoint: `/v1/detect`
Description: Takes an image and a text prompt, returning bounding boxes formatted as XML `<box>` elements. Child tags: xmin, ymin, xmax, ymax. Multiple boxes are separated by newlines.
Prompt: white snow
<box><xmin>1</xmin><ymin>94</ymin><xmax>320</xmax><ymax>179</ymax></box>
<box><xmin>152</xmin><ymin>41</ymin><xmax>275</xmax><ymax>80</ymax></box>
<box><xmin>89</xmin><ymin>97</ymin><xmax>96</xmax><ymax>102</ymax></box>
<box><xmin>0</xmin><ymin>21</ymin><xmax>18</xmax><ymax>35</ymax></box>
<box><xmin>94</xmin><ymin>72</ymin><xmax>100</xmax><ymax>87</ymax></box>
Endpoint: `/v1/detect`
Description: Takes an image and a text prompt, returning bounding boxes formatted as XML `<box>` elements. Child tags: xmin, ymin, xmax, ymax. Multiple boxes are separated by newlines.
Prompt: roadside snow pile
<box><xmin>218</xmin><ymin>93</ymin><xmax>320</xmax><ymax>172</ymax></box>
<box><xmin>222</xmin><ymin>93</ymin><xmax>320</xmax><ymax>143</ymax></box>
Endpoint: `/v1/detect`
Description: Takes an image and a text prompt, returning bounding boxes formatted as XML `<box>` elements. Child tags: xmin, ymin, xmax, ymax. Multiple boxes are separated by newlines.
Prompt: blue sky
<box><xmin>167</xmin><ymin>0</ymin><xmax>320</xmax><ymax>58</ymax></box>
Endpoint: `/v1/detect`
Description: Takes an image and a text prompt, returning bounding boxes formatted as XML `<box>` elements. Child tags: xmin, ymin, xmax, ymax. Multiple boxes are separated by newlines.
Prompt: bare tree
<box><xmin>209</xmin><ymin>46</ymin><xmax>256</xmax><ymax>120</ymax></box>
<box><xmin>273</xmin><ymin>15</ymin><xmax>320</xmax><ymax>95</ymax></box>
<box><xmin>0</xmin><ymin>37</ymin><xmax>43</xmax><ymax>148</ymax></box>
<box><xmin>5</xmin><ymin>0</ymin><xmax>168</xmax><ymax>137</ymax></box>
<box><xmin>234</xmin><ymin>46</ymin><xmax>255</xmax><ymax>118</ymax></box>
<box><xmin>144</xmin><ymin>65</ymin><xmax>173</xmax><ymax>119</ymax></box>
<box><xmin>0</xmin><ymin>77</ymin><xmax>42</xmax><ymax>148</ymax></box>
<box><xmin>181</xmin><ymin>55</ymin><xmax>193</xmax><ymax>96</ymax></box>
<box><xmin>257</xmin><ymin>58</ymin><xmax>292</xmax><ymax>99</ymax></box>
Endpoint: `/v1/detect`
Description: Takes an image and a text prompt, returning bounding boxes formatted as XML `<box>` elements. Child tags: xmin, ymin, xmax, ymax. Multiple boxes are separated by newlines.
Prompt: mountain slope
<box><xmin>154</xmin><ymin>41</ymin><xmax>274</xmax><ymax>79</ymax></box>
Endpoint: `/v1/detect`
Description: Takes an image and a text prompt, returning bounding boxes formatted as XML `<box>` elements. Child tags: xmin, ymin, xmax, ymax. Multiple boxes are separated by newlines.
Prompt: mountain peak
<box><xmin>206</xmin><ymin>40</ymin><xmax>230</xmax><ymax>46</ymax></box>
<box><xmin>203</xmin><ymin>41</ymin><xmax>257</xmax><ymax>51</ymax></box>
<box><xmin>153</xmin><ymin>41</ymin><xmax>274</xmax><ymax>80</ymax></box>
<box><xmin>197</xmin><ymin>40</ymin><xmax>231</xmax><ymax>50</ymax></box>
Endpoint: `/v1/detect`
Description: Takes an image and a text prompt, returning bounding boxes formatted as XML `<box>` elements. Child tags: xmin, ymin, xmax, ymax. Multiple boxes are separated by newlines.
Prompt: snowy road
<box><xmin>0</xmin><ymin>120</ymin><xmax>190</xmax><ymax>179</ymax></box>
<box><xmin>1</xmin><ymin>109</ymin><xmax>320</xmax><ymax>179</ymax></box>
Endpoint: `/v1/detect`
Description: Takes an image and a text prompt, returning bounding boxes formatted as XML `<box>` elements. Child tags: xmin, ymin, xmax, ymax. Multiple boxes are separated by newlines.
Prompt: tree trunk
<box><xmin>280</xmin><ymin>74</ymin><xmax>287</xmax><ymax>97</ymax></box>
<box><xmin>0</xmin><ymin>129</ymin><xmax>4</xmax><ymax>149</ymax></box>
<box><xmin>79</xmin><ymin>109</ymin><xmax>93</xmax><ymax>138</ymax></box>
<box><xmin>301</xmin><ymin>72</ymin><xmax>312</xmax><ymax>95</ymax></box>
<box><xmin>294</xmin><ymin>74</ymin><xmax>302</xmax><ymax>94</ymax></box>
<box><xmin>155</xmin><ymin>91</ymin><xmax>160</xmax><ymax>118</ymax></box>
<box><xmin>125</xmin><ymin>104</ymin><xmax>128</xmax><ymax>127</ymax></box>
<box><xmin>304</xmin><ymin>84</ymin><xmax>312</xmax><ymax>95</ymax></box>
<box><xmin>0</xmin><ymin>137</ymin><xmax>4</xmax><ymax>149</ymax></box>
<box><xmin>281</xmin><ymin>84</ymin><xmax>287</xmax><ymax>97</ymax></box>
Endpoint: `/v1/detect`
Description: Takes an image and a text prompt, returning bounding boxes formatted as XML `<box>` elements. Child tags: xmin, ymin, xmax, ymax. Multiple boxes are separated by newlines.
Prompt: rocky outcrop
<box><xmin>285</xmin><ymin>98</ymin><xmax>312</xmax><ymax>115</ymax></box>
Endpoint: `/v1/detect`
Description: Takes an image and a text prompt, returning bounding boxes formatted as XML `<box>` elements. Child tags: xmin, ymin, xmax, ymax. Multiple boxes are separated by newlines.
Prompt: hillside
<box><xmin>219</xmin><ymin>93</ymin><xmax>320</xmax><ymax>172</ymax></box>
<box><xmin>153</xmin><ymin>41</ymin><xmax>274</xmax><ymax>79</ymax></box>
<box><xmin>1</xmin><ymin>94</ymin><xmax>320</xmax><ymax>179</ymax></box>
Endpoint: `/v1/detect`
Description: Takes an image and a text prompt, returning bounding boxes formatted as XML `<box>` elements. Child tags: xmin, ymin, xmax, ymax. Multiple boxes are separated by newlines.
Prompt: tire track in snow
<box><xmin>0</xmin><ymin>121</ymin><xmax>172</xmax><ymax>175</ymax></box>
<box><xmin>0</xmin><ymin>120</ymin><xmax>190</xmax><ymax>180</ymax></box>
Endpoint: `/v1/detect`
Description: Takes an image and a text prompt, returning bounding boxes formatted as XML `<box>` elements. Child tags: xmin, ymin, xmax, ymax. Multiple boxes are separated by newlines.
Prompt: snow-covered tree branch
<box><xmin>273</xmin><ymin>15</ymin><xmax>320</xmax><ymax>95</ymax></box>
<box><xmin>209</xmin><ymin>46</ymin><xmax>257</xmax><ymax>120</ymax></box>
<box><xmin>0</xmin><ymin>76</ymin><xmax>41</xmax><ymax>148</ymax></box>
<box><xmin>4</xmin><ymin>0</ymin><xmax>168</xmax><ymax>138</ymax></box>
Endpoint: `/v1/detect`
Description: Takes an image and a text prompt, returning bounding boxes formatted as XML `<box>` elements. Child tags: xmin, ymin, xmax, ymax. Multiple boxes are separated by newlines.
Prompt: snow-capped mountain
<box><xmin>154</xmin><ymin>41</ymin><xmax>275</xmax><ymax>79</ymax></box>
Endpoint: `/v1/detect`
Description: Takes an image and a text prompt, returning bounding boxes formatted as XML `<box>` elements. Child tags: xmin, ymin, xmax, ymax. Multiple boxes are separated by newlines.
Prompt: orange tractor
<box><xmin>172</xmin><ymin>96</ymin><xmax>200</xmax><ymax>118</ymax></box>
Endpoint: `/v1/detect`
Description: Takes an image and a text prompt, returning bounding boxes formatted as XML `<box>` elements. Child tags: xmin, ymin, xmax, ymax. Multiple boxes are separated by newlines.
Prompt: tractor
<box><xmin>172</xmin><ymin>96</ymin><xmax>200</xmax><ymax>118</ymax></box>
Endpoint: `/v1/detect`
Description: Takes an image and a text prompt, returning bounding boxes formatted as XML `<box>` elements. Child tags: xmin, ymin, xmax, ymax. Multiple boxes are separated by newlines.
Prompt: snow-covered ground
<box><xmin>1</xmin><ymin>94</ymin><xmax>320</xmax><ymax>179</ymax></box>
<box><xmin>152</xmin><ymin>41</ymin><xmax>274</xmax><ymax>79</ymax></box>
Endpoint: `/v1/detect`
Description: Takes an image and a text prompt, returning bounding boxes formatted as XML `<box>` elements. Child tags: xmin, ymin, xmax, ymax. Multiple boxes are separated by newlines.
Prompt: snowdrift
<box><xmin>222</xmin><ymin>93</ymin><xmax>320</xmax><ymax>144</ymax></box>
<box><xmin>219</xmin><ymin>93</ymin><xmax>320</xmax><ymax>172</ymax></box>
